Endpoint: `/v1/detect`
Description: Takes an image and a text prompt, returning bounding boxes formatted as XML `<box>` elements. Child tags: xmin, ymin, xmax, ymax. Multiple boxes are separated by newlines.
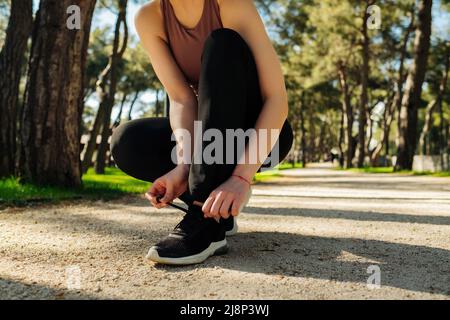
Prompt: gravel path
<box><xmin>1</xmin><ymin>165</ymin><xmax>450</xmax><ymax>300</ymax></box>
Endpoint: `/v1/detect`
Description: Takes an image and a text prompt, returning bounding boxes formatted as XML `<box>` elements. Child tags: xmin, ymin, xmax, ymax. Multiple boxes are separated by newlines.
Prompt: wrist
<box><xmin>232</xmin><ymin>166</ymin><xmax>255</xmax><ymax>184</ymax></box>
<box><xmin>231</xmin><ymin>174</ymin><xmax>252</xmax><ymax>188</ymax></box>
<box><xmin>176</xmin><ymin>164</ymin><xmax>190</xmax><ymax>177</ymax></box>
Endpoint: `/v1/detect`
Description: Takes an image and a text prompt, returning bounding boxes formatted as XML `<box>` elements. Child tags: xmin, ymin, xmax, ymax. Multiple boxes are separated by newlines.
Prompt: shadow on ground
<box><xmin>3</xmin><ymin>201</ymin><xmax>450</xmax><ymax>298</ymax></box>
<box><xmin>0</xmin><ymin>278</ymin><xmax>97</xmax><ymax>300</ymax></box>
<box><xmin>244</xmin><ymin>206</ymin><xmax>450</xmax><ymax>226</ymax></box>
<box><xmin>156</xmin><ymin>231</ymin><xmax>450</xmax><ymax>296</ymax></box>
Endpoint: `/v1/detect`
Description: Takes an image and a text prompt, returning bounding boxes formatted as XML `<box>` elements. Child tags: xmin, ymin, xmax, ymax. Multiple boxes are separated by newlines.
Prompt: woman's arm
<box><xmin>202</xmin><ymin>0</ymin><xmax>288</xmax><ymax>218</ymax></box>
<box><xmin>135</xmin><ymin>1</ymin><xmax>196</xmax><ymax>205</ymax></box>
<box><xmin>219</xmin><ymin>0</ymin><xmax>289</xmax><ymax>181</ymax></box>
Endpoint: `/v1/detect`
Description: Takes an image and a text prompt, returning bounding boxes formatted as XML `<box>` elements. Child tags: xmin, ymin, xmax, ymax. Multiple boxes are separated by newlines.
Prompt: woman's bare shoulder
<box><xmin>217</xmin><ymin>0</ymin><xmax>262</xmax><ymax>31</ymax></box>
<box><xmin>217</xmin><ymin>0</ymin><xmax>253</xmax><ymax>8</ymax></box>
<box><xmin>135</xmin><ymin>0</ymin><xmax>166</xmax><ymax>41</ymax></box>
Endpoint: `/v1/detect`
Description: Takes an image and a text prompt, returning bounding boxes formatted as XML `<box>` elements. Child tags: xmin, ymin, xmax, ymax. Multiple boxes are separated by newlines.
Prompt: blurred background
<box><xmin>0</xmin><ymin>0</ymin><xmax>449</xmax><ymax>197</ymax></box>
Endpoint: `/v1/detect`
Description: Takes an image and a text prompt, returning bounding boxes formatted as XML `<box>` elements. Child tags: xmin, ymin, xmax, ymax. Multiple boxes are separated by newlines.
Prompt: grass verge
<box><xmin>1</xmin><ymin>163</ymin><xmax>299</xmax><ymax>207</ymax></box>
<box><xmin>0</xmin><ymin>168</ymin><xmax>149</xmax><ymax>207</ymax></box>
<box><xmin>339</xmin><ymin>166</ymin><xmax>450</xmax><ymax>177</ymax></box>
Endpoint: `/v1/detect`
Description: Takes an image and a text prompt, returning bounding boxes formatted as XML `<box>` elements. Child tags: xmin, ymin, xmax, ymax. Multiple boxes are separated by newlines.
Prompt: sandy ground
<box><xmin>1</xmin><ymin>165</ymin><xmax>450</xmax><ymax>300</ymax></box>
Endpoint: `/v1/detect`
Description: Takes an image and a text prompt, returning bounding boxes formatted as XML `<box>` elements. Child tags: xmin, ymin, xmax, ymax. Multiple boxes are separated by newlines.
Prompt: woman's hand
<box><xmin>202</xmin><ymin>176</ymin><xmax>251</xmax><ymax>220</ymax></box>
<box><xmin>145</xmin><ymin>165</ymin><xmax>189</xmax><ymax>209</ymax></box>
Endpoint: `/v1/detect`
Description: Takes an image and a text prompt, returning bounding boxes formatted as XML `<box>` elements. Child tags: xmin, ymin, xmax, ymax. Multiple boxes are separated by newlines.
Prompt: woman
<box><xmin>111</xmin><ymin>0</ymin><xmax>293</xmax><ymax>265</ymax></box>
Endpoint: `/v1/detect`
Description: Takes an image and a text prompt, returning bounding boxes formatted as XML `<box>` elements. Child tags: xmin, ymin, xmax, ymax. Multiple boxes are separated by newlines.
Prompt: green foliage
<box><xmin>118</xmin><ymin>43</ymin><xmax>161</xmax><ymax>108</ymax></box>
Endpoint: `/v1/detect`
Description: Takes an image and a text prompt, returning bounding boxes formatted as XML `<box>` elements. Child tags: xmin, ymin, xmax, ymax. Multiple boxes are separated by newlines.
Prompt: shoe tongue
<box><xmin>188</xmin><ymin>204</ymin><xmax>204</xmax><ymax>219</ymax></box>
<box><xmin>172</xmin><ymin>207</ymin><xmax>204</xmax><ymax>236</ymax></box>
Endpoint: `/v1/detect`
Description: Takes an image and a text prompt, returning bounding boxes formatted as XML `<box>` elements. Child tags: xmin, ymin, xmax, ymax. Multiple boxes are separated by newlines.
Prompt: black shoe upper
<box><xmin>221</xmin><ymin>216</ymin><xmax>234</xmax><ymax>232</ymax></box>
<box><xmin>153</xmin><ymin>206</ymin><xmax>226</xmax><ymax>258</ymax></box>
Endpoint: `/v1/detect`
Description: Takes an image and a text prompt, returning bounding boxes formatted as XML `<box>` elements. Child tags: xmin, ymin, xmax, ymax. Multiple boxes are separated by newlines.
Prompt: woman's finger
<box><xmin>219</xmin><ymin>194</ymin><xmax>234</xmax><ymax>219</ymax></box>
<box><xmin>146</xmin><ymin>192</ymin><xmax>165</xmax><ymax>209</ymax></box>
<box><xmin>145</xmin><ymin>192</ymin><xmax>160</xmax><ymax>208</ymax></box>
<box><xmin>210</xmin><ymin>192</ymin><xmax>226</xmax><ymax>218</ymax></box>
<box><xmin>146</xmin><ymin>180</ymin><xmax>167</xmax><ymax>209</ymax></box>
<box><xmin>231</xmin><ymin>197</ymin><xmax>242</xmax><ymax>217</ymax></box>
<box><xmin>202</xmin><ymin>196</ymin><xmax>215</xmax><ymax>217</ymax></box>
<box><xmin>160</xmin><ymin>182</ymin><xmax>174</xmax><ymax>204</ymax></box>
<box><xmin>148</xmin><ymin>180</ymin><xmax>164</xmax><ymax>196</ymax></box>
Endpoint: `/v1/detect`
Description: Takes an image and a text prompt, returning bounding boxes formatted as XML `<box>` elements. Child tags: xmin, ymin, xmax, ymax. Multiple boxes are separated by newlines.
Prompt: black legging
<box><xmin>111</xmin><ymin>28</ymin><xmax>293</xmax><ymax>205</ymax></box>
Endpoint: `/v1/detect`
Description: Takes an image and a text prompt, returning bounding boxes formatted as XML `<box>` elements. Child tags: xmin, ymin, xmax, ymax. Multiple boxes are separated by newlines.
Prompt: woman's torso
<box><xmin>160</xmin><ymin>0</ymin><xmax>223</xmax><ymax>91</ymax></box>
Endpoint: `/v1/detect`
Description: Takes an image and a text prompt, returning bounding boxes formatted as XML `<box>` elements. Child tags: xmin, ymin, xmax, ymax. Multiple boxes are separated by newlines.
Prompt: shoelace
<box><xmin>156</xmin><ymin>197</ymin><xmax>208</xmax><ymax>237</ymax></box>
<box><xmin>173</xmin><ymin>213</ymin><xmax>202</xmax><ymax>235</ymax></box>
<box><xmin>166</xmin><ymin>202</ymin><xmax>190</xmax><ymax>214</ymax></box>
<box><xmin>156</xmin><ymin>196</ymin><xmax>189</xmax><ymax>214</ymax></box>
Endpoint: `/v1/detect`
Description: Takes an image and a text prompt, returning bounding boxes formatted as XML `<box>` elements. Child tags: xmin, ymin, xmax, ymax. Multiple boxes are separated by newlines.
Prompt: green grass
<box><xmin>254</xmin><ymin>169</ymin><xmax>281</xmax><ymax>182</ymax></box>
<box><xmin>83</xmin><ymin>168</ymin><xmax>149</xmax><ymax>194</ymax></box>
<box><xmin>0</xmin><ymin>167</ymin><xmax>150</xmax><ymax>207</ymax></box>
<box><xmin>338</xmin><ymin>166</ymin><xmax>450</xmax><ymax>177</ymax></box>
<box><xmin>253</xmin><ymin>162</ymin><xmax>303</xmax><ymax>182</ymax></box>
<box><xmin>345</xmin><ymin>167</ymin><xmax>395</xmax><ymax>174</ymax></box>
<box><xmin>0</xmin><ymin>178</ymin><xmax>79</xmax><ymax>204</ymax></box>
<box><xmin>0</xmin><ymin>162</ymin><xmax>303</xmax><ymax>207</ymax></box>
<box><xmin>412</xmin><ymin>171</ymin><xmax>450</xmax><ymax>177</ymax></box>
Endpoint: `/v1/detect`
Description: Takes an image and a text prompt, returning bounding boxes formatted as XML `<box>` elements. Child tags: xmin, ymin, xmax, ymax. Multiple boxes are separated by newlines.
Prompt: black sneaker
<box><xmin>224</xmin><ymin>187</ymin><xmax>252</xmax><ymax>236</ymax></box>
<box><xmin>146</xmin><ymin>208</ymin><xmax>228</xmax><ymax>265</ymax></box>
<box><xmin>223</xmin><ymin>217</ymin><xmax>238</xmax><ymax>236</ymax></box>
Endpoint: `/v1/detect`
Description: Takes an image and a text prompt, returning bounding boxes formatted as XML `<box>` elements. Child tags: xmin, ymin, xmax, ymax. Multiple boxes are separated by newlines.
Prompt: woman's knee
<box><xmin>260</xmin><ymin>121</ymin><xmax>293</xmax><ymax>170</ymax></box>
<box><xmin>279</xmin><ymin>121</ymin><xmax>294</xmax><ymax>160</ymax></box>
<box><xmin>209</xmin><ymin>28</ymin><xmax>245</xmax><ymax>45</ymax></box>
<box><xmin>110</xmin><ymin>117</ymin><xmax>174</xmax><ymax>173</ymax></box>
<box><xmin>110</xmin><ymin>121</ymin><xmax>136</xmax><ymax>170</ymax></box>
<box><xmin>203</xmin><ymin>28</ymin><xmax>250</xmax><ymax>61</ymax></box>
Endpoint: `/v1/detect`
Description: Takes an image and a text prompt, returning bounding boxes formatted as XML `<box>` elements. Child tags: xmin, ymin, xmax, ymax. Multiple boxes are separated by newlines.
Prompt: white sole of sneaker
<box><xmin>145</xmin><ymin>239</ymin><xmax>228</xmax><ymax>265</ymax></box>
<box><xmin>225</xmin><ymin>218</ymin><xmax>238</xmax><ymax>236</ymax></box>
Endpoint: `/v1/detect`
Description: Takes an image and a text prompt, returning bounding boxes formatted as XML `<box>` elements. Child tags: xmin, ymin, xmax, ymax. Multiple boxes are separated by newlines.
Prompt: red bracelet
<box><xmin>232</xmin><ymin>174</ymin><xmax>252</xmax><ymax>187</ymax></box>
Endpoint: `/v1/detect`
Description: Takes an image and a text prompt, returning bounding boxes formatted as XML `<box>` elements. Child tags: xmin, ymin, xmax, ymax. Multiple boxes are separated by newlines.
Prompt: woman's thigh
<box><xmin>110</xmin><ymin>118</ymin><xmax>176</xmax><ymax>182</ymax></box>
<box><xmin>189</xmin><ymin>28</ymin><xmax>293</xmax><ymax>200</ymax></box>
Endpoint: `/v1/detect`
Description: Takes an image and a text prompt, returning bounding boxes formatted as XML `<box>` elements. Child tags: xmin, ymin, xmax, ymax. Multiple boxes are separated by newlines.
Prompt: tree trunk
<box><xmin>372</xmin><ymin>10</ymin><xmax>414</xmax><ymax>167</ymax></box>
<box><xmin>418</xmin><ymin>99</ymin><xmax>437</xmax><ymax>155</ymax></box>
<box><xmin>308</xmin><ymin>99</ymin><xmax>316</xmax><ymax>162</ymax></box>
<box><xmin>396</xmin><ymin>0</ymin><xmax>432</xmax><ymax>171</ymax></box>
<box><xmin>113</xmin><ymin>93</ymin><xmax>128</xmax><ymax>127</ymax></box>
<box><xmin>154</xmin><ymin>89</ymin><xmax>163</xmax><ymax>117</ymax></box>
<box><xmin>357</xmin><ymin>1</ymin><xmax>372</xmax><ymax>168</ymax></box>
<box><xmin>395</xmin><ymin>8</ymin><xmax>415</xmax><ymax>154</ymax></box>
<box><xmin>95</xmin><ymin>0</ymin><xmax>129</xmax><ymax>174</ymax></box>
<box><xmin>20</xmin><ymin>0</ymin><xmax>96</xmax><ymax>187</ymax></box>
<box><xmin>81</xmin><ymin>97</ymin><xmax>106</xmax><ymax>173</ymax></box>
<box><xmin>318</xmin><ymin>122</ymin><xmax>326</xmax><ymax>161</ymax></box>
<box><xmin>438</xmin><ymin>46</ymin><xmax>449</xmax><ymax>168</ymax></box>
<box><xmin>0</xmin><ymin>0</ymin><xmax>33</xmax><ymax>177</ymax></box>
<box><xmin>371</xmin><ymin>8</ymin><xmax>414</xmax><ymax>167</ymax></box>
<box><xmin>127</xmin><ymin>90</ymin><xmax>140</xmax><ymax>120</ymax></box>
<box><xmin>370</xmin><ymin>93</ymin><xmax>395</xmax><ymax>166</ymax></box>
<box><xmin>366</xmin><ymin>106</ymin><xmax>373</xmax><ymax>159</ymax></box>
<box><xmin>338</xmin><ymin>103</ymin><xmax>345</xmax><ymax>167</ymax></box>
<box><xmin>299</xmin><ymin>92</ymin><xmax>307</xmax><ymax>167</ymax></box>
<box><xmin>338</xmin><ymin>62</ymin><xmax>354</xmax><ymax>168</ymax></box>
